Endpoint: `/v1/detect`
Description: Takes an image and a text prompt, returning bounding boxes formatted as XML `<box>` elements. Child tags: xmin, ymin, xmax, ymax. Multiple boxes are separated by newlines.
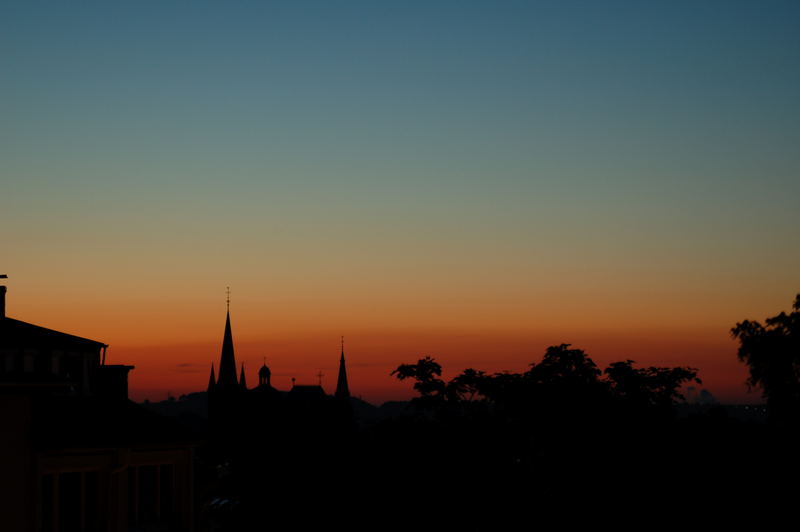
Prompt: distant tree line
<box><xmin>391</xmin><ymin>292</ymin><xmax>800</xmax><ymax>427</ymax></box>
<box><xmin>392</xmin><ymin>343</ymin><xmax>700</xmax><ymax>422</ymax></box>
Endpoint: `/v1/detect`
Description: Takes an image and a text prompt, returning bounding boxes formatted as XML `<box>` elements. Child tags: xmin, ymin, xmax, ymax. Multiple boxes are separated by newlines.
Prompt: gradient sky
<box><xmin>2</xmin><ymin>1</ymin><xmax>799</xmax><ymax>404</ymax></box>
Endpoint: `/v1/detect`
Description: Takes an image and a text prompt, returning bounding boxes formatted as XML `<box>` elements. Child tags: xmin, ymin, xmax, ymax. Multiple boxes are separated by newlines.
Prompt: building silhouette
<box><xmin>206</xmin><ymin>306</ymin><xmax>353</xmax><ymax>451</ymax></box>
<box><xmin>0</xmin><ymin>282</ymin><xmax>196</xmax><ymax>532</ymax></box>
<box><xmin>201</xmin><ymin>303</ymin><xmax>357</xmax><ymax>529</ymax></box>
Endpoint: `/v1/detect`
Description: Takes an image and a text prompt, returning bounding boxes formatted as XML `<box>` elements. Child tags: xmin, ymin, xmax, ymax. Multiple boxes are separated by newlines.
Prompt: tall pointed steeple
<box><xmin>217</xmin><ymin>290</ymin><xmax>238</xmax><ymax>388</ymax></box>
<box><xmin>335</xmin><ymin>336</ymin><xmax>350</xmax><ymax>400</ymax></box>
<box><xmin>239</xmin><ymin>363</ymin><xmax>247</xmax><ymax>390</ymax></box>
<box><xmin>208</xmin><ymin>363</ymin><xmax>216</xmax><ymax>392</ymax></box>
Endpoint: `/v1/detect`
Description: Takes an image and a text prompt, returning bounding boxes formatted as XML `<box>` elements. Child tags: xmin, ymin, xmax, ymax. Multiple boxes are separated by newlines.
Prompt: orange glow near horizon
<box><xmin>4</xmin><ymin>1</ymin><xmax>799</xmax><ymax>410</ymax></box>
<box><xmin>114</xmin><ymin>323</ymin><xmax>753</xmax><ymax>405</ymax></box>
<box><xmin>3</xmin><ymin>282</ymin><xmax>783</xmax><ymax>406</ymax></box>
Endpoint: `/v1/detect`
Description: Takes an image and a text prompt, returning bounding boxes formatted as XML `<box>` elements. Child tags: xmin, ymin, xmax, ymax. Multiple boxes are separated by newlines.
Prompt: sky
<box><xmin>2</xmin><ymin>1</ymin><xmax>798</xmax><ymax>404</ymax></box>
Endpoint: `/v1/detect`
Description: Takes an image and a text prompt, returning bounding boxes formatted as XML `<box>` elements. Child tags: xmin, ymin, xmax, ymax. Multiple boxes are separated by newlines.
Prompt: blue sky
<box><xmin>2</xmin><ymin>1</ymin><xmax>799</xmax><ymax>401</ymax></box>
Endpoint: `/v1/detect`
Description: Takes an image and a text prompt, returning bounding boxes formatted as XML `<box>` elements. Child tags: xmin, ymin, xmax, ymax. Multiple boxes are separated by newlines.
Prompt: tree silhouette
<box><xmin>392</xmin><ymin>344</ymin><xmax>702</xmax><ymax>420</ymax></box>
<box><xmin>446</xmin><ymin>368</ymin><xmax>489</xmax><ymax>403</ymax></box>
<box><xmin>390</xmin><ymin>356</ymin><xmax>446</xmax><ymax>407</ymax></box>
<box><xmin>604</xmin><ymin>360</ymin><xmax>700</xmax><ymax>409</ymax></box>
<box><xmin>732</xmin><ymin>294</ymin><xmax>800</xmax><ymax>422</ymax></box>
<box><xmin>526</xmin><ymin>343</ymin><xmax>601</xmax><ymax>386</ymax></box>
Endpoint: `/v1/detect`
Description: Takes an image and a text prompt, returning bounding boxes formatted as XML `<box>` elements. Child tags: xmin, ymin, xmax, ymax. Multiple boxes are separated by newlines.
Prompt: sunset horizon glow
<box><xmin>1</xmin><ymin>283</ymin><xmax>778</xmax><ymax>405</ymax></box>
<box><xmin>3</xmin><ymin>2</ymin><xmax>798</xmax><ymax>406</ymax></box>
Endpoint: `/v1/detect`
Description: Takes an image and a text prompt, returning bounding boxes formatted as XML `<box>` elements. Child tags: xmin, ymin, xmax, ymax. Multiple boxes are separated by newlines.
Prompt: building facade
<box><xmin>0</xmin><ymin>284</ymin><xmax>196</xmax><ymax>532</ymax></box>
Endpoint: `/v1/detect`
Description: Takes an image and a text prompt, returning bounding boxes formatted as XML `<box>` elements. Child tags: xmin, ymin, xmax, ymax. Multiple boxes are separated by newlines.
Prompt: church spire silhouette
<box><xmin>208</xmin><ymin>363</ymin><xmax>216</xmax><ymax>392</ymax></box>
<box><xmin>335</xmin><ymin>336</ymin><xmax>350</xmax><ymax>400</ymax></box>
<box><xmin>216</xmin><ymin>289</ymin><xmax>238</xmax><ymax>388</ymax></box>
<box><xmin>240</xmin><ymin>363</ymin><xmax>247</xmax><ymax>390</ymax></box>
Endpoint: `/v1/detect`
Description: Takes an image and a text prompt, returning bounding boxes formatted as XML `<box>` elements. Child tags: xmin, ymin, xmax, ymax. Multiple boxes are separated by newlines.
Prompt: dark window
<box><xmin>58</xmin><ymin>472</ymin><xmax>81</xmax><ymax>531</ymax></box>
<box><xmin>138</xmin><ymin>465</ymin><xmax>157</xmax><ymax>524</ymax></box>
<box><xmin>63</xmin><ymin>356</ymin><xmax>82</xmax><ymax>383</ymax></box>
<box><xmin>84</xmin><ymin>471</ymin><xmax>99</xmax><ymax>532</ymax></box>
<box><xmin>34</xmin><ymin>351</ymin><xmax>52</xmax><ymax>375</ymax></box>
<box><xmin>159</xmin><ymin>464</ymin><xmax>174</xmax><ymax>523</ymax></box>
<box><xmin>128</xmin><ymin>466</ymin><xmax>137</xmax><ymax>525</ymax></box>
<box><xmin>40</xmin><ymin>474</ymin><xmax>54</xmax><ymax>532</ymax></box>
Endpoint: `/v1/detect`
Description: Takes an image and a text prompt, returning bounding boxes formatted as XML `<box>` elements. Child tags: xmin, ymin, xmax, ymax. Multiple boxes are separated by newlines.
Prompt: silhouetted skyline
<box><xmin>2</xmin><ymin>2</ymin><xmax>799</xmax><ymax>404</ymax></box>
<box><xmin>3</xmin><ymin>275</ymin><xmax>799</xmax><ymax>531</ymax></box>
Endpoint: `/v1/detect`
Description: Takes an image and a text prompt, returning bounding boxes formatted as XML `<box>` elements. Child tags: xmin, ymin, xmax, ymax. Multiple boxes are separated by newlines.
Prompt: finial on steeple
<box><xmin>226</xmin><ymin>286</ymin><xmax>231</xmax><ymax>312</ymax></box>
<box><xmin>341</xmin><ymin>336</ymin><xmax>344</xmax><ymax>357</ymax></box>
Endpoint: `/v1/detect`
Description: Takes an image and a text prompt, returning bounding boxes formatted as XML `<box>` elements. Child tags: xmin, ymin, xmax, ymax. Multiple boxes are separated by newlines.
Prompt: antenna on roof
<box><xmin>1</xmin><ymin>275</ymin><xmax>7</xmax><ymax>318</ymax></box>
